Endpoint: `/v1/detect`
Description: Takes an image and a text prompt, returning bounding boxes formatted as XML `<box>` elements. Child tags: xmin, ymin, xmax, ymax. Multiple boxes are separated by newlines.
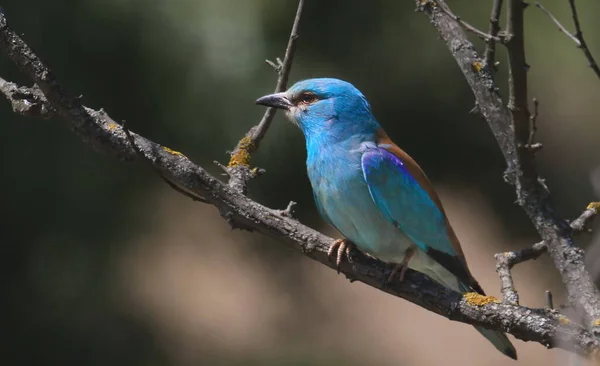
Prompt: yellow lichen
<box><xmin>593</xmin><ymin>318</ymin><xmax>600</xmax><ymax>327</ymax></box>
<box><xmin>558</xmin><ymin>315</ymin><xmax>571</xmax><ymax>325</ymax></box>
<box><xmin>472</xmin><ymin>61</ymin><xmax>484</xmax><ymax>73</ymax></box>
<box><xmin>587</xmin><ymin>202</ymin><xmax>600</xmax><ymax>213</ymax></box>
<box><xmin>463</xmin><ymin>292</ymin><xmax>500</xmax><ymax>306</ymax></box>
<box><xmin>228</xmin><ymin>136</ymin><xmax>254</xmax><ymax>168</ymax></box>
<box><xmin>162</xmin><ymin>146</ymin><xmax>184</xmax><ymax>157</ymax></box>
<box><xmin>107</xmin><ymin>122</ymin><xmax>118</xmax><ymax>131</ymax></box>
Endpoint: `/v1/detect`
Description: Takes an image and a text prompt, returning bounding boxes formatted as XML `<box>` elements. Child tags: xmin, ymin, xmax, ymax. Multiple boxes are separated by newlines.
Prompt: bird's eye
<box><xmin>298</xmin><ymin>92</ymin><xmax>318</xmax><ymax>105</ymax></box>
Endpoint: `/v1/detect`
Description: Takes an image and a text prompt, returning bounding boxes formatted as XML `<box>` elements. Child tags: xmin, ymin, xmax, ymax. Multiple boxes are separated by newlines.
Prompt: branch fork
<box><xmin>495</xmin><ymin>203</ymin><xmax>600</xmax><ymax>307</ymax></box>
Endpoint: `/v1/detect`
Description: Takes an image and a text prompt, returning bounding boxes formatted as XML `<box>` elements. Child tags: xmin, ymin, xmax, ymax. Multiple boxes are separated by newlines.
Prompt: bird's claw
<box><xmin>381</xmin><ymin>246</ymin><xmax>415</xmax><ymax>289</ymax></box>
<box><xmin>381</xmin><ymin>263</ymin><xmax>409</xmax><ymax>289</ymax></box>
<box><xmin>327</xmin><ymin>238</ymin><xmax>354</xmax><ymax>274</ymax></box>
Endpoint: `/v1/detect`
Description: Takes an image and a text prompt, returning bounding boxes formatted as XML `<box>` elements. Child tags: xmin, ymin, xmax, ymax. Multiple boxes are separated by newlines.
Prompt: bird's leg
<box><xmin>382</xmin><ymin>246</ymin><xmax>415</xmax><ymax>288</ymax></box>
<box><xmin>327</xmin><ymin>238</ymin><xmax>355</xmax><ymax>273</ymax></box>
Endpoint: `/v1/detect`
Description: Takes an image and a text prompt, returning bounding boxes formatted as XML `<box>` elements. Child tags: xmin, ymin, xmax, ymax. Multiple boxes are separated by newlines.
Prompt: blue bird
<box><xmin>255</xmin><ymin>78</ymin><xmax>517</xmax><ymax>360</ymax></box>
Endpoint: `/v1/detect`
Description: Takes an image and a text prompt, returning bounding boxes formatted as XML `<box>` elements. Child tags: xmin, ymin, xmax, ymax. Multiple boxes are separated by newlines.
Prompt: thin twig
<box><xmin>1</xmin><ymin>9</ymin><xmax>600</xmax><ymax>355</ymax></box>
<box><xmin>495</xmin><ymin>241</ymin><xmax>546</xmax><ymax>305</ymax></box>
<box><xmin>506</xmin><ymin>0</ymin><xmax>529</xmax><ymax>125</ymax></box>
<box><xmin>535</xmin><ymin>3</ymin><xmax>580</xmax><ymax>45</ymax></box>
<box><xmin>568</xmin><ymin>0</ymin><xmax>600</xmax><ymax>79</ymax></box>
<box><xmin>495</xmin><ymin>204</ymin><xmax>600</xmax><ymax>305</ymax></box>
<box><xmin>437</xmin><ymin>2</ymin><xmax>503</xmax><ymax>43</ymax></box>
<box><xmin>484</xmin><ymin>0</ymin><xmax>504</xmax><ymax>70</ymax></box>
<box><xmin>225</xmin><ymin>0</ymin><xmax>306</xmax><ymax>193</ymax></box>
<box><xmin>570</xmin><ymin>202</ymin><xmax>600</xmax><ymax>231</ymax></box>
<box><xmin>535</xmin><ymin>2</ymin><xmax>600</xmax><ymax>79</ymax></box>
<box><xmin>546</xmin><ymin>290</ymin><xmax>554</xmax><ymax>310</ymax></box>
<box><xmin>525</xmin><ymin>98</ymin><xmax>541</xmax><ymax>151</ymax></box>
<box><xmin>252</xmin><ymin>0</ymin><xmax>303</xmax><ymax>141</ymax></box>
<box><xmin>495</xmin><ymin>251</ymin><xmax>521</xmax><ymax>305</ymax></box>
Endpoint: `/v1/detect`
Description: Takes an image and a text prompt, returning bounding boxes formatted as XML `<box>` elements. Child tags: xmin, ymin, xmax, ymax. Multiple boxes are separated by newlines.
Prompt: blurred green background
<box><xmin>1</xmin><ymin>0</ymin><xmax>599</xmax><ymax>365</ymax></box>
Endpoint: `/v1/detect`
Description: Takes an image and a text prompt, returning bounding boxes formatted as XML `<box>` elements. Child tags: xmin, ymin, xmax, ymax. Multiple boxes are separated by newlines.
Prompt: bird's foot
<box><xmin>327</xmin><ymin>238</ymin><xmax>355</xmax><ymax>273</ymax></box>
<box><xmin>381</xmin><ymin>246</ymin><xmax>415</xmax><ymax>289</ymax></box>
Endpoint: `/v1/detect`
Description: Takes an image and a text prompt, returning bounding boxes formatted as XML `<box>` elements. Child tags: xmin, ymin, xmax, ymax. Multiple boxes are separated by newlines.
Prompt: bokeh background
<box><xmin>1</xmin><ymin>0</ymin><xmax>600</xmax><ymax>365</ymax></box>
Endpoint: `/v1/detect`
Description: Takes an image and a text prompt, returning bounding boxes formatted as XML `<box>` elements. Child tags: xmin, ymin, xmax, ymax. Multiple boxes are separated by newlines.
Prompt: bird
<box><xmin>255</xmin><ymin>77</ymin><xmax>517</xmax><ymax>360</ymax></box>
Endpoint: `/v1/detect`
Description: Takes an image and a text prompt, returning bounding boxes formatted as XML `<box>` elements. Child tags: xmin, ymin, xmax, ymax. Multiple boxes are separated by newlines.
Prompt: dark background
<box><xmin>1</xmin><ymin>0</ymin><xmax>599</xmax><ymax>365</ymax></box>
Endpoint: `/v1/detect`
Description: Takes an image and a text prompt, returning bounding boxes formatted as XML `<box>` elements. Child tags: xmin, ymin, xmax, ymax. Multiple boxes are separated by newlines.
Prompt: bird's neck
<box><xmin>303</xmin><ymin>115</ymin><xmax>379</xmax><ymax>149</ymax></box>
<box><xmin>304</xmin><ymin>118</ymin><xmax>379</xmax><ymax>167</ymax></box>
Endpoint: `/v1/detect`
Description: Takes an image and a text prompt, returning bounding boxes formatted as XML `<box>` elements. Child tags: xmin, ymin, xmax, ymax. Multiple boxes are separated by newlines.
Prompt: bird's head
<box><xmin>255</xmin><ymin>78</ymin><xmax>379</xmax><ymax>142</ymax></box>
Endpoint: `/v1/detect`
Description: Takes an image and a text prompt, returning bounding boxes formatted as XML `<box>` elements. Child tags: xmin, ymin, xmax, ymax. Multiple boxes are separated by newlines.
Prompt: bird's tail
<box><xmin>473</xmin><ymin>325</ymin><xmax>517</xmax><ymax>360</ymax></box>
<box><xmin>458</xmin><ymin>283</ymin><xmax>517</xmax><ymax>360</ymax></box>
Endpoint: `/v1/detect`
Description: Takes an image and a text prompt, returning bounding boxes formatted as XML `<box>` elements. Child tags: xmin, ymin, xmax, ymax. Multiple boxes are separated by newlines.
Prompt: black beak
<box><xmin>255</xmin><ymin>92</ymin><xmax>293</xmax><ymax>110</ymax></box>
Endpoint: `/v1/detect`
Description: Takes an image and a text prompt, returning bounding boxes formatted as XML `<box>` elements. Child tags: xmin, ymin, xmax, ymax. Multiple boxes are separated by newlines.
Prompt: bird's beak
<box><xmin>255</xmin><ymin>92</ymin><xmax>293</xmax><ymax>110</ymax></box>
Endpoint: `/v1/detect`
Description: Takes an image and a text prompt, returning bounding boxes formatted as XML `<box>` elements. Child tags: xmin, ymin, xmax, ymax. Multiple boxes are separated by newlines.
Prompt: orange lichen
<box><xmin>472</xmin><ymin>61</ymin><xmax>484</xmax><ymax>73</ymax></box>
<box><xmin>587</xmin><ymin>202</ymin><xmax>600</xmax><ymax>212</ymax></box>
<box><xmin>107</xmin><ymin>122</ymin><xmax>118</xmax><ymax>131</ymax></box>
<box><xmin>464</xmin><ymin>292</ymin><xmax>499</xmax><ymax>306</ymax></box>
<box><xmin>162</xmin><ymin>146</ymin><xmax>184</xmax><ymax>157</ymax></box>
<box><xmin>228</xmin><ymin>136</ymin><xmax>254</xmax><ymax>168</ymax></box>
<box><xmin>558</xmin><ymin>315</ymin><xmax>571</xmax><ymax>325</ymax></box>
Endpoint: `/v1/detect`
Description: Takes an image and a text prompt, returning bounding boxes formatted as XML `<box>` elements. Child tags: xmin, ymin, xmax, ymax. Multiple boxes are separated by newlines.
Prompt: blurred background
<box><xmin>1</xmin><ymin>0</ymin><xmax>599</xmax><ymax>365</ymax></box>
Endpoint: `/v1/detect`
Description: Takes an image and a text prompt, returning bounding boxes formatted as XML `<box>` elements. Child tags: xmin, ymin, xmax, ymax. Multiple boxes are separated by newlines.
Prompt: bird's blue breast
<box><xmin>306</xmin><ymin>136</ymin><xmax>413</xmax><ymax>261</ymax></box>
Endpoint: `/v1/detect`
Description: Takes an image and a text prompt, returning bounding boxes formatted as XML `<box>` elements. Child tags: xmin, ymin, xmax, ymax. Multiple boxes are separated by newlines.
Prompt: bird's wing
<box><xmin>361</xmin><ymin>130</ymin><xmax>479</xmax><ymax>289</ymax></box>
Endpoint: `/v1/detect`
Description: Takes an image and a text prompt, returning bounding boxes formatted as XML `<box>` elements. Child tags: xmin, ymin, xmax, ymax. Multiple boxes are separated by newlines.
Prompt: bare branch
<box><xmin>567</xmin><ymin>0</ymin><xmax>600</xmax><ymax>79</ymax></box>
<box><xmin>0</xmin><ymin>76</ymin><xmax>55</xmax><ymax>118</ymax></box>
<box><xmin>545</xmin><ymin>290</ymin><xmax>554</xmax><ymax>310</ymax></box>
<box><xmin>535</xmin><ymin>1</ymin><xmax>600</xmax><ymax>79</ymax></box>
<box><xmin>416</xmin><ymin>0</ymin><xmax>600</xmax><ymax>333</ymax></box>
<box><xmin>437</xmin><ymin>3</ymin><xmax>503</xmax><ymax>43</ymax></box>
<box><xmin>506</xmin><ymin>0</ymin><xmax>529</xmax><ymax>129</ymax></box>
<box><xmin>224</xmin><ymin>0</ymin><xmax>305</xmax><ymax>193</ymax></box>
<box><xmin>2</xmin><ymin>9</ymin><xmax>600</xmax><ymax>356</ymax></box>
<box><xmin>535</xmin><ymin>3</ymin><xmax>580</xmax><ymax>45</ymax></box>
<box><xmin>525</xmin><ymin>98</ymin><xmax>540</xmax><ymax>150</ymax></box>
<box><xmin>495</xmin><ymin>204</ymin><xmax>600</xmax><ymax>305</ymax></box>
<box><xmin>571</xmin><ymin>202</ymin><xmax>600</xmax><ymax>232</ymax></box>
<box><xmin>495</xmin><ymin>251</ymin><xmax>522</xmax><ymax>305</ymax></box>
<box><xmin>484</xmin><ymin>0</ymin><xmax>504</xmax><ymax>70</ymax></box>
<box><xmin>122</xmin><ymin>120</ymin><xmax>209</xmax><ymax>204</ymax></box>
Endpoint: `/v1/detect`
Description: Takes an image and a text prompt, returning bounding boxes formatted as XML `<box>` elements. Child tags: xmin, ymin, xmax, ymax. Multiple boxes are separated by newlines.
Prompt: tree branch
<box><xmin>484</xmin><ymin>0</ymin><xmax>503</xmax><ymax>71</ymax></box>
<box><xmin>566</xmin><ymin>0</ymin><xmax>600</xmax><ymax>79</ymax></box>
<box><xmin>416</xmin><ymin>0</ymin><xmax>600</xmax><ymax>334</ymax></box>
<box><xmin>0</xmin><ymin>75</ymin><xmax>55</xmax><ymax>118</ymax></box>
<box><xmin>2</xmin><ymin>4</ymin><xmax>600</xmax><ymax>357</ymax></box>
<box><xmin>534</xmin><ymin>2</ymin><xmax>580</xmax><ymax>45</ymax></box>
<box><xmin>534</xmin><ymin>1</ymin><xmax>600</xmax><ymax>80</ymax></box>
<box><xmin>495</xmin><ymin>204</ymin><xmax>600</xmax><ymax>306</ymax></box>
<box><xmin>223</xmin><ymin>0</ymin><xmax>305</xmax><ymax>193</ymax></box>
<box><xmin>437</xmin><ymin>3</ymin><xmax>503</xmax><ymax>43</ymax></box>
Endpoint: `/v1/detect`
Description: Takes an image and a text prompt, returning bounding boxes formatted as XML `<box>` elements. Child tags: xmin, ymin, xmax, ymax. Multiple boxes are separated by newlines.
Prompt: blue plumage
<box><xmin>362</xmin><ymin>147</ymin><xmax>454</xmax><ymax>256</ymax></box>
<box><xmin>255</xmin><ymin>78</ymin><xmax>517</xmax><ymax>360</ymax></box>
